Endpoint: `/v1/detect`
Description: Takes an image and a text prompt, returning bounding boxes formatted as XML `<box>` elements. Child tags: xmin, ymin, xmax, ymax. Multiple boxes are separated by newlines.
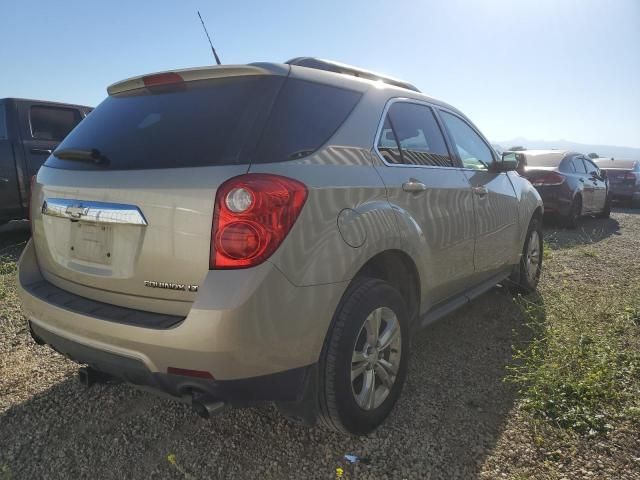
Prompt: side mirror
<box><xmin>495</xmin><ymin>152</ymin><xmax>519</xmax><ymax>172</ymax></box>
<box><xmin>600</xmin><ymin>170</ymin><xmax>607</xmax><ymax>179</ymax></box>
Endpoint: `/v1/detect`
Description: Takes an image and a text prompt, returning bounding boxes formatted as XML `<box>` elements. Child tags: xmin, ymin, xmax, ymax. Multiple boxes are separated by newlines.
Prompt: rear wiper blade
<box><xmin>53</xmin><ymin>148</ymin><xmax>109</xmax><ymax>165</ymax></box>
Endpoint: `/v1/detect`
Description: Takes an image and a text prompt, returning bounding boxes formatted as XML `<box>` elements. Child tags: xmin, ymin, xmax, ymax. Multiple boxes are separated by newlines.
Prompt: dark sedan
<box><xmin>595</xmin><ymin>158</ymin><xmax>640</xmax><ymax>207</ymax></box>
<box><xmin>518</xmin><ymin>150</ymin><xmax>610</xmax><ymax>227</ymax></box>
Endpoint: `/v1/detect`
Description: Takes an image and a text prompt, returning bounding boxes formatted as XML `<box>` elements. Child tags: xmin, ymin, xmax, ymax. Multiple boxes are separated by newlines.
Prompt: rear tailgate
<box><xmin>31</xmin><ymin>165</ymin><xmax>246</xmax><ymax>315</ymax></box>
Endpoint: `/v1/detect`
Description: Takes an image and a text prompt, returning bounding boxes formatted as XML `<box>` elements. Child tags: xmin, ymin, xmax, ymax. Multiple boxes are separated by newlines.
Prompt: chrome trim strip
<box><xmin>41</xmin><ymin>198</ymin><xmax>148</xmax><ymax>226</ymax></box>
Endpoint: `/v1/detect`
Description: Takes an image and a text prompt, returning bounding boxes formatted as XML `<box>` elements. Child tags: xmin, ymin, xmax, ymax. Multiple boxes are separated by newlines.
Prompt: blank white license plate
<box><xmin>70</xmin><ymin>223</ymin><xmax>114</xmax><ymax>265</ymax></box>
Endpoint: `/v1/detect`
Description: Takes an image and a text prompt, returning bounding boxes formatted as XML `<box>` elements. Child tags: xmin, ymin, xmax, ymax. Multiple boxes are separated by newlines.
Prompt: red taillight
<box><xmin>27</xmin><ymin>175</ymin><xmax>36</xmax><ymax>221</ymax></box>
<box><xmin>624</xmin><ymin>172</ymin><xmax>637</xmax><ymax>181</ymax></box>
<box><xmin>210</xmin><ymin>174</ymin><xmax>308</xmax><ymax>269</ymax></box>
<box><xmin>531</xmin><ymin>172</ymin><xmax>566</xmax><ymax>186</ymax></box>
<box><xmin>142</xmin><ymin>72</ymin><xmax>184</xmax><ymax>88</ymax></box>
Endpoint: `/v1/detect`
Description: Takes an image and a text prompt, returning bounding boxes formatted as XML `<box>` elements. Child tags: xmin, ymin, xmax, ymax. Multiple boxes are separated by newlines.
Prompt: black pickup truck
<box><xmin>0</xmin><ymin>98</ymin><xmax>92</xmax><ymax>225</ymax></box>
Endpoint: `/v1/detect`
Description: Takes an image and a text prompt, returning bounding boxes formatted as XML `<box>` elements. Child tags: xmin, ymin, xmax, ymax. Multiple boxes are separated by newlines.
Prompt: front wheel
<box><xmin>508</xmin><ymin>216</ymin><xmax>543</xmax><ymax>294</ymax></box>
<box><xmin>318</xmin><ymin>277</ymin><xmax>409</xmax><ymax>435</ymax></box>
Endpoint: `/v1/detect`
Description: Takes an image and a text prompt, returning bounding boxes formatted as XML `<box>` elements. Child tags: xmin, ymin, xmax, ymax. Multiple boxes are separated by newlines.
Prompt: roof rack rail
<box><xmin>285</xmin><ymin>57</ymin><xmax>420</xmax><ymax>93</ymax></box>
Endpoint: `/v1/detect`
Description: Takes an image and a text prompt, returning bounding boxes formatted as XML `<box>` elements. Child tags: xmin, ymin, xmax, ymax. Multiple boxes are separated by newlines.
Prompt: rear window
<box><xmin>30</xmin><ymin>106</ymin><xmax>83</xmax><ymax>141</ymax></box>
<box><xmin>524</xmin><ymin>154</ymin><xmax>564</xmax><ymax>167</ymax></box>
<box><xmin>596</xmin><ymin>159</ymin><xmax>637</xmax><ymax>170</ymax></box>
<box><xmin>46</xmin><ymin>76</ymin><xmax>362</xmax><ymax>170</ymax></box>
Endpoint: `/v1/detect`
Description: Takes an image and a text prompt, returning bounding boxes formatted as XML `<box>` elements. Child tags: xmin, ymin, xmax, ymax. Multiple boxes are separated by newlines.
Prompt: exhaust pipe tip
<box><xmin>78</xmin><ymin>366</ymin><xmax>114</xmax><ymax>388</ymax></box>
<box><xmin>192</xmin><ymin>395</ymin><xmax>226</xmax><ymax>419</ymax></box>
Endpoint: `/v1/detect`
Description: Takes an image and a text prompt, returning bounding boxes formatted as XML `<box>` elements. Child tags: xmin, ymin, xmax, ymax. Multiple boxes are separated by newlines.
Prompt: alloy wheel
<box><xmin>525</xmin><ymin>230</ymin><xmax>541</xmax><ymax>284</ymax></box>
<box><xmin>350</xmin><ymin>307</ymin><xmax>402</xmax><ymax>410</ymax></box>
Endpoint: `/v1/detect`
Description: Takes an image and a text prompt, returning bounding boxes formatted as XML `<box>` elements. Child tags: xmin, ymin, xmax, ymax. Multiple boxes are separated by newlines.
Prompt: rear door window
<box><xmin>377</xmin><ymin>102</ymin><xmax>453</xmax><ymax>167</ymax></box>
<box><xmin>46</xmin><ymin>76</ymin><xmax>361</xmax><ymax>170</ymax></box>
<box><xmin>583</xmin><ymin>158</ymin><xmax>600</xmax><ymax>176</ymax></box>
<box><xmin>571</xmin><ymin>157</ymin><xmax>587</xmax><ymax>174</ymax></box>
<box><xmin>30</xmin><ymin>106</ymin><xmax>83</xmax><ymax>141</ymax></box>
<box><xmin>377</xmin><ymin>116</ymin><xmax>403</xmax><ymax>164</ymax></box>
<box><xmin>439</xmin><ymin>111</ymin><xmax>493</xmax><ymax>170</ymax></box>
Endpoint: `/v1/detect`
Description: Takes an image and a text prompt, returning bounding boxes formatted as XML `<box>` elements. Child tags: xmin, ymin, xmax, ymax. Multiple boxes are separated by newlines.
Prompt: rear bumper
<box><xmin>533</xmin><ymin>186</ymin><xmax>572</xmax><ymax>216</ymax></box>
<box><xmin>29</xmin><ymin>320</ymin><xmax>313</xmax><ymax>403</ymax></box>
<box><xmin>18</xmin><ymin>240</ymin><xmax>347</xmax><ymax>400</ymax></box>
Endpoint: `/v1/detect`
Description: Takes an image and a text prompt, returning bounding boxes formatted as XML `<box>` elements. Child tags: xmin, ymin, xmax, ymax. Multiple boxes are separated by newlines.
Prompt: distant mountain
<box><xmin>493</xmin><ymin>138</ymin><xmax>640</xmax><ymax>160</ymax></box>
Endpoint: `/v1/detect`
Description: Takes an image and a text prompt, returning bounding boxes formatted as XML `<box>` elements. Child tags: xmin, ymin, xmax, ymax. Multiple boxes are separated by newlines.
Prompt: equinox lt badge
<box><xmin>144</xmin><ymin>280</ymin><xmax>199</xmax><ymax>292</ymax></box>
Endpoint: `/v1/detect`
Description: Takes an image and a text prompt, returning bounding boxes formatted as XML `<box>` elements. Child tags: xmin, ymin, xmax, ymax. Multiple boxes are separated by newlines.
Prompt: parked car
<box><xmin>0</xmin><ymin>98</ymin><xmax>91</xmax><ymax>226</ymax></box>
<box><xmin>18</xmin><ymin>58</ymin><xmax>543</xmax><ymax>435</ymax></box>
<box><xmin>594</xmin><ymin>158</ymin><xmax>640</xmax><ymax>207</ymax></box>
<box><xmin>518</xmin><ymin>150</ymin><xmax>610</xmax><ymax>227</ymax></box>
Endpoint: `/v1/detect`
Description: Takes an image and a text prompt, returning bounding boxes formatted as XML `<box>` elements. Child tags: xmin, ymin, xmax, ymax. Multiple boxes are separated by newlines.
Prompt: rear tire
<box><xmin>563</xmin><ymin>195</ymin><xmax>582</xmax><ymax>229</ymax></box>
<box><xmin>318</xmin><ymin>277</ymin><xmax>409</xmax><ymax>435</ymax></box>
<box><xmin>508</xmin><ymin>216</ymin><xmax>543</xmax><ymax>294</ymax></box>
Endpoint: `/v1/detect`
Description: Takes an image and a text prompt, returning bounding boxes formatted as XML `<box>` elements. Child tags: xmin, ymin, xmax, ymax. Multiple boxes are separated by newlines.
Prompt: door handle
<box><xmin>0</xmin><ymin>177</ymin><xmax>8</xmax><ymax>183</ymax></box>
<box><xmin>402</xmin><ymin>180</ymin><xmax>427</xmax><ymax>193</ymax></box>
<box><xmin>30</xmin><ymin>148</ymin><xmax>53</xmax><ymax>155</ymax></box>
<box><xmin>472</xmin><ymin>186</ymin><xmax>488</xmax><ymax>197</ymax></box>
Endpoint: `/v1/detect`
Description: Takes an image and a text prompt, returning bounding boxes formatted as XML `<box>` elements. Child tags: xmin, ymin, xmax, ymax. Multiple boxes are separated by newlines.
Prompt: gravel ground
<box><xmin>1</xmin><ymin>211</ymin><xmax>639</xmax><ymax>480</ymax></box>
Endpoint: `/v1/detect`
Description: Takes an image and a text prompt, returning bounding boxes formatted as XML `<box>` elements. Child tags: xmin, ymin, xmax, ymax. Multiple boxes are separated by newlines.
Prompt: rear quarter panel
<box><xmin>508</xmin><ymin>171</ymin><xmax>544</xmax><ymax>244</ymax></box>
<box><xmin>250</xmin><ymin>146</ymin><xmax>403</xmax><ymax>286</ymax></box>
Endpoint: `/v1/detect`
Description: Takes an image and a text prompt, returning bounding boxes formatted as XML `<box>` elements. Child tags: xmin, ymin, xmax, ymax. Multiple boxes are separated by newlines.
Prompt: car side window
<box><xmin>377</xmin><ymin>116</ymin><xmax>403</xmax><ymax>164</ymax></box>
<box><xmin>571</xmin><ymin>157</ymin><xmax>587</xmax><ymax>174</ymax></box>
<box><xmin>377</xmin><ymin>102</ymin><xmax>453</xmax><ymax>167</ymax></box>
<box><xmin>439</xmin><ymin>111</ymin><xmax>493</xmax><ymax>170</ymax></box>
<box><xmin>583</xmin><ymin>158</ymin><xmax>600</xmax><ymax>177</ymax></box>
<box><xmin>561</xmin><ymin>158</ymin><xmax>576</xmax><ymax>173</ymax></box>
<box><xmin>30</xmin><ymin>106</ymin><xmax>83</xmax><ymax>141</ymax></box>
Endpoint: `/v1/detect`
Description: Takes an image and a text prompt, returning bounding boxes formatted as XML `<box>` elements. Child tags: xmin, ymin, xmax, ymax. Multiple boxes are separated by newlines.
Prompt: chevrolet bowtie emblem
<box><xmin>65</xmin><ymin>204</ymin><xmax>90</xmax><ymax>218</ymax></box>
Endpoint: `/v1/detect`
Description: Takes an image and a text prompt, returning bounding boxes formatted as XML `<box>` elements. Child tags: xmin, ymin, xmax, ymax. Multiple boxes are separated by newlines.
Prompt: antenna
<box><xmin>197</xmin><ymin>11</ymin><xmax>221</xmax><ymax>65</ymax></box>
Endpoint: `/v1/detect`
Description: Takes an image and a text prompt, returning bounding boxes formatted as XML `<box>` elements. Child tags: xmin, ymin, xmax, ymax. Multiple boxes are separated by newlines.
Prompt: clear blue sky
<box><xmin>2</xmin><ymin>0</ymin><xmax>639</xmax><ymax>147</ymax></box>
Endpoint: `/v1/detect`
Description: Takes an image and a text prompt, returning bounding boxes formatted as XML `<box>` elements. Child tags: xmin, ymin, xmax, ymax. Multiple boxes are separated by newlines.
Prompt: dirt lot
<box><xmin>1</xmin><ymin>211</ymin><xmax>639</xmax><ymax>480</ymax></box>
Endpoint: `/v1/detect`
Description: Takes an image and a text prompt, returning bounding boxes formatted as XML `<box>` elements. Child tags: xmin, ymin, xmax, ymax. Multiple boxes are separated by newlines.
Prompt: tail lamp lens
<box><xmin>210</xmin><ymin>174</ymin><xmax>308</xmax><ymax>269</ymax></box>
<box><xmin>624</xmin><ymin>172</ymin><xmax>637</xmax><ymax>181</ymax></box>
<box><xmin>225</xmin><ymin>187</ymin><xmax>254</xmax><ymax>213</ymax></box>
<box><xmin>531</xmin><ymin>172</ymin><xmax>565</xmax><ymax>186</ymax></box>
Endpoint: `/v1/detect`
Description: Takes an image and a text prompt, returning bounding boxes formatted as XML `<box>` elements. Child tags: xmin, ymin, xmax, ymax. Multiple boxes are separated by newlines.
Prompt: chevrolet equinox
<box><xmin>18</xmin><ymin>58</ymin><xmax>544</xmax><ymax>435</ymax></box>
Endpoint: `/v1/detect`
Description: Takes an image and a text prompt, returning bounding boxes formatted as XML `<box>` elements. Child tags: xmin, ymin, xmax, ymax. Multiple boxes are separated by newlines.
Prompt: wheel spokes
<box><xmin>377</xmin><ymin>358</ymin><xmax>398</xmax><ymax>377</ymax></box>
<box><xmin>356</xmin><ymin>369</ymin><xmax>376</xmax><ymax>409</ymax></box>
<box><xmin>374</xmin><ymin>362</ymin><xmax>393</xmax><ymax>388</ymax></box>
<box><xmin>365</xmin><ymin>309</ymin><xmax>381</xmax><ymax>346</ymax></box>
<box><xmin>378</xmin><ymin>317</ymin><xmax>400</xmax><ymax>351</ymax></box>
<box><xmin>351</xmin><ymin>350</ymin><xmax>368</xmax><ymax>381</ymax></box>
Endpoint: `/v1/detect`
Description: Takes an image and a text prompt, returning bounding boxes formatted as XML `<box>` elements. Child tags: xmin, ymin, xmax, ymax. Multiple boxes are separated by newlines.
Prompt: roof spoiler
<box><xmin>285</xmin><ymin>57</ymin><xmax>420</xmax><ymax>93</ymax></box>
<box><xmin>107</xmin><ymin>63</ymin><xmax>290</xmax><ymax>96</ymax></box>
